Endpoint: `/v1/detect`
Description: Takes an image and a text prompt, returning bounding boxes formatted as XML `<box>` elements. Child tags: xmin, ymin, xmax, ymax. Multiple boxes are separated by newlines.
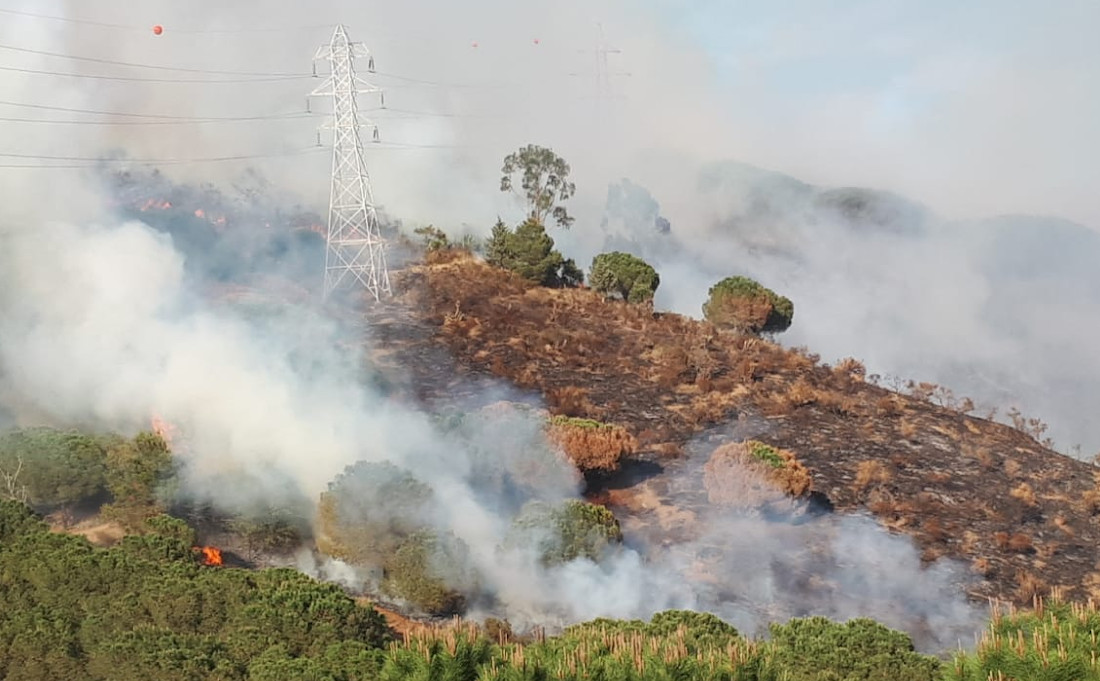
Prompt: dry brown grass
<box><xmin>853</xmin><ymin>460</ymin><xmax>892</xmax><ymax>494</ymax></box>
<box><xmin>1014</xmin><ymin>570</ymin><xmax>1048</xmax><ymax>602</ymax></box>
<box><xmin>898</xmin><ymin>418</ymin><xmax>918</xmax><ymax>441</ymax></box>
<box><xmin>703</xmin><ymin>440</ymin><xmax>812</xmax><ymax>509</ymax></box>
<box><xmin>994</xmin><ymin>532</ymin><xmax>1035</xmax><ymax>554</ymax></box>
<box><xmin>381</xmin><ymin>254</ymin><xmax>1100</xmax><ymax>608</ymax></box>
<box><xmin>546</xmin><ymin>418</ymin><xmax>638</xmax><ymax>473</ymax></box>
<box><xmin>546</xmin><ymin>386</ymin><xmax>598</xmax><ymax>418</ymax></box>
<box><xmin>1010</xmin><ymin>482</ymin><xmax>1037</xmax><ymax>507</ymax></box>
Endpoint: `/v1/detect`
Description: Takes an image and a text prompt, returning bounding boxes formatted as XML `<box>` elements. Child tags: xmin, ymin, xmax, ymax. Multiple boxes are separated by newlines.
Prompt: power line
<box><xmin>0</xmin><ymin>114</ymin><xmax>312</xmax><ymax>126</ymax></box>
<box><xmin>0</xmin><ymin>98</ymin><xmax>306</xmax><ymax>121</ymax></box>
<box><xmin>0</xmin><ymin>7</ymin><xmax>330</xmax><ymax>34</ymax></box>
<box><xmin>0</xmin><ymin>63</ymin><xmax>303</xmax><ymax>83</ymax></box>
<box><xmin>0</xmin><ymin>41</ymin><xmax>505</xmax><ymax>89</ymax></box>
<box><xmin>0</xmin><ymin>141</ymin><xmax>472</xmax><ymax>168</ymax></box>
<box><xmin>0</xmin><ymin>94</ymin><xmax>507</xmax><ymax>127</ymax></box>
<box><xmin>0</xmin><ymin>42</ymin><xmax>309</xmax><ymax>78</ymax></box>
<box><xmin>0</xmin><ymin>147</ymin><xmax>326</xmax><ymax>165</ymax></box>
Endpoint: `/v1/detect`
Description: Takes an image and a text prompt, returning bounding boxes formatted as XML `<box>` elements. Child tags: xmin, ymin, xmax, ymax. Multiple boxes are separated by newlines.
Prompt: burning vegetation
<box><xmin>196</xmin><ymin>545</ymin><xmax>223</xmax><ymax>566</ymax></box>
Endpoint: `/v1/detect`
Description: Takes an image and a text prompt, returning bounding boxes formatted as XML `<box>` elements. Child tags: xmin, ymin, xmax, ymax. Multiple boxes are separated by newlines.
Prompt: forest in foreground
<box><xmin>2</xmin><ymin>497</ymin><xmax>1097</xmax><ymax>681</ymax></box>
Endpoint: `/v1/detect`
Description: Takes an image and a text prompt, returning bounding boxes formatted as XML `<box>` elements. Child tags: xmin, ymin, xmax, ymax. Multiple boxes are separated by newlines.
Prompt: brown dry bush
<box><xmin>1082</xmin><ymin>472</ymin><xmax>1100</xmax><ymax>513</ymax></box>
<box><xmin>994</xmin><ymin>531</ymin><xmax>1034</xmax><ymax>553</ymax></box>
<box><xmin>898</xmin><ymin>418</ymin><xmax>918</xmax><ymax>441</ymax></box>
<box><xmin>786</xmin><ymin>377</ymin><xmax>818</xmax><ymax>407</ymax></box>
<box><xmin>922</xmin><ymin>517</ymin><xmax>950</xmax><ymax>544</ymax></box>
<box><xmin>546</xmin><ymin>417</ymin><xmax>637</xmax><ymax>473</ymax></box>
<box><xmin>833</xmin><ymin>357</ymin><xmax>867</xmax><ymax>382</ymax></box>
<box><xmin>1014</xmin><ymin>570</ymin><xmax>1047</xmax><ymax>603</ymax></box>
<box><xmin>875</xmin><ymin>394</ymin><xmax>904</xmax><ymax>417</ymax></box>
<box><xmin>1010</xmin><ymin>482</ymin><xmax>1037</xmax><ymax>507</ymax></box>
<box><xmin>546</xmin><ymin>386</ymin><xmax>597</xmax><ymax>418</ymax></box>
<box><xmin>703</xmin><ymin>440</ymin><xmax>812</xmax><ymax>509</ymax></box>
<box><xmin>815</xmin><ymin>390</ymin><xmax>863</xmax><ymax>416</ymax></box>
<box><xmin>854</xmin><ymin>460</ymin><xmax>892</xmax><ymax>494</ymax></box>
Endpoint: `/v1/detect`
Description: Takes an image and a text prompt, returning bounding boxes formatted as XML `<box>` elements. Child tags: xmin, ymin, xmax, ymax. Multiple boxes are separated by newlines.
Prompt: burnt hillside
<box><xmin>370</xmin><ymin>251</ymin><xmax>1100</xmax><ymax>608</ymax></box>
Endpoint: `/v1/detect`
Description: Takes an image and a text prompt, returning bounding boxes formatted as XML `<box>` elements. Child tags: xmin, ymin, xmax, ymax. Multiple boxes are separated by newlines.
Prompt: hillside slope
<box><xmin>370</xmin><ymin>252</ymin><xmax>1100</xmax><ymax>608</ymax></box>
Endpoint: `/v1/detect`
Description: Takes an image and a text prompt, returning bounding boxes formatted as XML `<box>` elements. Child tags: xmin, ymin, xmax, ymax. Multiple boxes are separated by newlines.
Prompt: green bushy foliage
<box><xmin>0</xmin><ymin>427</ymin><xmax>111</xmax><ymax>513</ymax></box>
<box><xmin>382</xmin><ymin>529</ymin><xmax>478</xmax><ymax>616</ymax></box>
<box><xmin>484</xmin><ymin>218</ymin><xmax>584</xmax><ymax>287</ymax></box>
<box><xmin>748</xmin><ymin>441</ymin><xmax>786</xmax><ymax>469</ymax></box>
<box><xmin>946</xmin><ymin>598</ymin><xmax>1100</xmax><ymax>681</ymax></box>
<box><xmin>500</xmin><ymin>144</ymin><xmax>576</xmax><ymax>229</ymax></box>
<box><xmin>507</xmin><ymin>500</ymin><xmax>623</xmax><ymax>565</ymax></box>
<box><xmin>548</xmin><ymin>415</ymin><xmax>610</xmax><ymax>430</ymax></box>
<box><xmin>316</xmin><ymin>461</ymin><xmax>435</xmax><ymax>567</ymax></box>
<box><xmin>589</xmin><ymin>251</ymin><xmax>661</xmax><ymax>304</ymax></box>
<box><xmin>703</xmin><ymin>275</ymin><xmax>794</xmax><ymax>334</ymax></box>
<box><xmin>101</xmin><ymin>432</ymin><xmax>176</xmax><ymax>531</ymax></box>
<box><xmin>768</xmin><ymin>616</ymin><xmax>941</xmax><ymax>681</ymax></box>
<box><xmin>414</xmin><ymin>225</ymin><xmax>480</xmax><ymax>253</ymax></box>
<box><xmin>0</xmin><ymin>504</ymin><xmax>393</xmax><ymax>680</ymax></box>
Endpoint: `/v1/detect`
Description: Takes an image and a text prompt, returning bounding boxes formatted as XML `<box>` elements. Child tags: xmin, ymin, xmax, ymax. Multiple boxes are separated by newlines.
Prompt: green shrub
<box><xmin>589</xmin><ymin>251</ymin><xmax>660</xmax><ymax>303</ymax></box>
<box><xmin>483</xmin><ymin>219</ymin><xmax>583</xmax><ymax>287</ymax></box>
<box><xmin>768</xmin><ymin>616</ymin><xmax>942</xmax><ymax>681</ymax></box>
<box><xmin>749</xmin><ymin>441</ymin><xmax>786</xmax><ymax>469</ymax></box>
<box><xmin>702</xmin><ymin>275</ymin><xmax>794</xmax><ymax>334</ymax></box>
<box><xmin>382</xmin><ymin>530</ymin><xmax>477</xmax><ymax>616</ymax></box>
<box><xmin>316</xmin><ymin>461</ymin><xmax>435</xmax><ymax>567</ymax></box>
<box><xmin>507</xmin><ymin>500</ymin><xmax>623</xmax><ymax>565</ymax></box>
<box><xmin>0</xmin><ymin>427</ymin><xmax>111</xmax><ymax>513</ymax></box>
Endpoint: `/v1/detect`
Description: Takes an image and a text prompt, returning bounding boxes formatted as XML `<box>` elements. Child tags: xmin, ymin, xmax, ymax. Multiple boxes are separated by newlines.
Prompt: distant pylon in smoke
<box><xmin>309</xmin><ymin>24</ymin><xmax>391</xmax><ymax>301</ymax></box>
<box><xmin>574</xmin><ymin>23</ymin><xmax>630</xmax><ymax>102</ymax></box>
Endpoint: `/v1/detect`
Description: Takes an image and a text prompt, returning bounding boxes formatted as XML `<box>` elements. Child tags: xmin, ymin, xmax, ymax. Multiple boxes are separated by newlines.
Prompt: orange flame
<box><xmin>138</xmin><ymin>198</ymin><xmax>172</xmax><ymax>211</ymax></box>
<box><xmin>150</xmin><ymin>413</ymin><xmax>178</xmax><ymax>451</ymax></box>
<box><xmin>196</xmin><ymin>546</ymin><xmax>223</xmax><ymax>566</ymax></box>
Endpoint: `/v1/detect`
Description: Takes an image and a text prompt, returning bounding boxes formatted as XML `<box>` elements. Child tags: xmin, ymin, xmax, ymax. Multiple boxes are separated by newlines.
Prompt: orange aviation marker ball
<box><xmin>152</xmin><ymin>24</ymin><xmax>164</xmax><ymax>35</ymax></box>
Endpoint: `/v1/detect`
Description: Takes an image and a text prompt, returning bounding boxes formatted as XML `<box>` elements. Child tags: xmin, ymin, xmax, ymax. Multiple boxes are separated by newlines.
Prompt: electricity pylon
<box><xmin>309</xmin><ymin>24</ymin><xmax>391</xmax><ymax>301</ymax></box>
<box><xmin>573</xmin><ymin>23</ymin><xmax>630</xmax><ymax>102</ymax></box>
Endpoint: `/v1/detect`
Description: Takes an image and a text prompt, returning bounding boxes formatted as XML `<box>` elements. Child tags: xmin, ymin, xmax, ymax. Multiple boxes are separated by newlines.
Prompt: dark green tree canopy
<box><xmin>0</xmin><ymin>427</ymin><xmax>111</xmax><ymax>513</ymax></box>
<box><xmin>316</xmin><ymin>460</ymin><xmax>436</xmax><ymax>567</ymax></box>
<box><xmin>484</xmin><ymin>219</ymin><xmax>583</xmax><ymax>288</ymax></box>
<box><xmin>506</xmin><ymin>500</ymin><xmax>623</xmax><ymax>566</ymax></box>
<box><xmin>382</xmin><ymin>529</ymin><xmax>479</xmax><ymax>616</ymax></box>
<box><xmin>589</xmin><ymin>251</ymin><xmax>660</xmax><ymax>304</ymax></box>
<box><xmin>702</xmin><ymin>275</ymin><xmax>794</xmax><ymax>334</ymax></box>
<box><xmin>501</xmin><ymin>145</ymin><xmax>576</xmax><ymax>229</ymax></box>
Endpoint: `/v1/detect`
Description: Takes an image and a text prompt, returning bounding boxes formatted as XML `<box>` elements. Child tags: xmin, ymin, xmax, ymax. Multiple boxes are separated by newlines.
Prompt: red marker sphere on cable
<box><xmin>152</xmin><ymin>24</ymin><xmax>164</xmax><ymax>35</ymax></box>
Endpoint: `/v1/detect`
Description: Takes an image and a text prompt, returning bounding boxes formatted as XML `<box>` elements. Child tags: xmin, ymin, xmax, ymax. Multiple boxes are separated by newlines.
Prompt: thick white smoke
<box><xmin>1</xmin><ymin>0</ymin><xmax>1094</xmax><ymax>650</ymax></box>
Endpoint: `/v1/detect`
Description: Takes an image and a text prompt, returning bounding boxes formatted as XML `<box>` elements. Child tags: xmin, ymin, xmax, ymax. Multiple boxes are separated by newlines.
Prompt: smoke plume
<box><xmin>1</xmin><ymin>0</ymin><xmax>1094</xmax><ymax>651</ymax></box>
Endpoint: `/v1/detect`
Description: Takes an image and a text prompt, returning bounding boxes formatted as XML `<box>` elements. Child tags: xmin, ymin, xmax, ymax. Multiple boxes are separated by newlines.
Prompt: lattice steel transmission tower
<box><xmin>309</xmin><ymin>24</ymin><xmax>391</xmax><ymax>301</ymax></box>
<box><xmin>574</xmin><ymin>23</ymin><xmax>629</xmax><ymax>102</ymax></box>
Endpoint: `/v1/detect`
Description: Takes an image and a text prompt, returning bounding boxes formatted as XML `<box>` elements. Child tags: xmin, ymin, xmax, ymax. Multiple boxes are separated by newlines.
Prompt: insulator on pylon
<box><xmin>316</xmin><ymin>131</ymin><xmax>322</xmax><ymax>146</ymax></box>
<box><xmin>306</xmin><ymin>98</ymin><xmax>312</xmax><ymax>113</ymax></box>
<box><xmin>380</xmin><ymin>92</ymin><xmax>386</xmax><ymax>108</ymax></box>
<box><xmin>312</xmin><ymin>62</ymin><xmax>317</xmax><ymax>77</ymax></box>
<box><xmin>372</xmin><ymin>127</ymin><xmax>380</xmax><ymax>142</ymax></box>
<box><xmin>368</xmin><ymin>56</ymin><xmax>375</xmax><ymax>72</ymax></box>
